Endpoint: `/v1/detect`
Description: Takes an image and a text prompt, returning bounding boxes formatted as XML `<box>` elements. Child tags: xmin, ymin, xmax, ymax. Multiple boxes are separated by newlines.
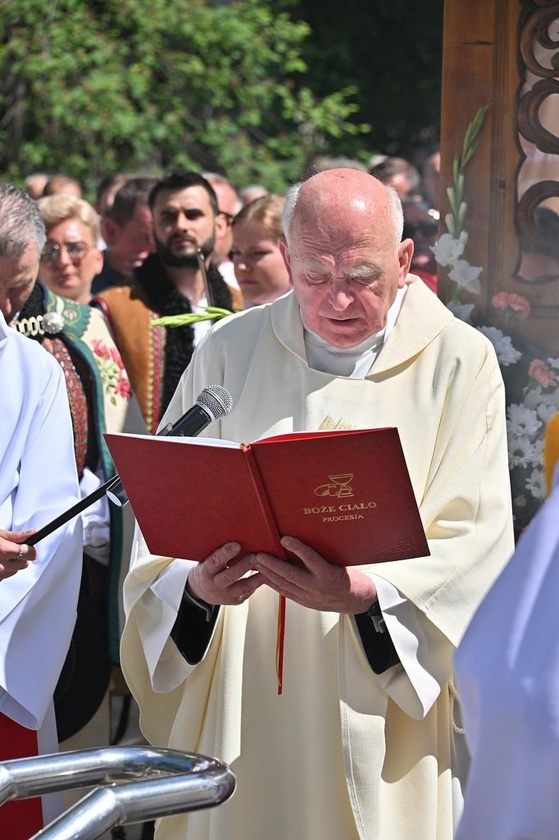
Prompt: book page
<box><xmin>104</xmin><ymin>432</ymin><xmax>241</xmax><ymax>448</ymax></box>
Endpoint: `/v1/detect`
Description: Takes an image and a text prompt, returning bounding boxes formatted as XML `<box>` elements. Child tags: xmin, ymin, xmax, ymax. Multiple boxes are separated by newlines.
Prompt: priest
<box><xmin>121</xmin><ymin>168</ymin><xmax>514</xmax><ymax>840</ymax></box>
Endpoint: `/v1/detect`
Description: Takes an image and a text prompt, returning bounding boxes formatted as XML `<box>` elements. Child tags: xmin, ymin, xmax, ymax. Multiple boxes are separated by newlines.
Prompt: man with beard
<box><xmin>93</xmin><ymin>169</ymin><xmax>242</xmax><ymax>433</ymax></box>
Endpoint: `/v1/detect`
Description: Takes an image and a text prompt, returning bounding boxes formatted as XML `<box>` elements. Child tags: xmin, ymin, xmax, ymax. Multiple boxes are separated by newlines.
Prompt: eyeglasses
<box><xmin>218</xmin><ymin>210</ymin><xmax>235</xmax><ymax>224</ymax></box>
<box><xmin>41</xmin><ymin>241</ymin><xmax>93</xmax><ymax>265</ymax></box>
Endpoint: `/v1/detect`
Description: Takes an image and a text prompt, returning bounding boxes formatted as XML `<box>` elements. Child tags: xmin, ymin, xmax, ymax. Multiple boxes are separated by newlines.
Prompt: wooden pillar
<box><xmin>440</xmin><ymin>0</ymin><xmax>559</xmax><ymax>531</ymax></box>
<box><xmin>440</xmin><ymin>1</ymin><xmax>519</xmax><ymax>309</ymax></box>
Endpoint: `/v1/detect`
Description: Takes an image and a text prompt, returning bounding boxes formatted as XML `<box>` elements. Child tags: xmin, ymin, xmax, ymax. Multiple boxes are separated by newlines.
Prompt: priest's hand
<box><xmin>186</xmin><ymin>541</ymin><xmax>264</xmax><ymax>606</ymax></box>
<box><xmin>0</xmin><ymin>529</ymin><xmax>37</xmax><ymax>580</ymax></box>
<box><xmin>252</xmin><ymin>535</ymin><xmax>377</xmax><ymax>614</ymax></box>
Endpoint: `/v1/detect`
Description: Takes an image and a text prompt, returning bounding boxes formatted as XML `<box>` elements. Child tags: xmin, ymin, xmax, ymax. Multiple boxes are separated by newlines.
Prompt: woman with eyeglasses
<box><xmin>37</xmin><ymin>194</ymin><xmax>103</xmax><ymax>302</ymax></box>
<box><xmin>10</xmin><ymin>192</ymin><xmax>135</xmax><ymax>760</ymax></box>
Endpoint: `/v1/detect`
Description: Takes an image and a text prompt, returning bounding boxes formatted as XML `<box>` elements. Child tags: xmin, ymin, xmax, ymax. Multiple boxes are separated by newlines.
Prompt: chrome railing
<box><xmin>0</xmin><ymin>745</ymin><xmax>235</xmax><ymax>839</ymax></box>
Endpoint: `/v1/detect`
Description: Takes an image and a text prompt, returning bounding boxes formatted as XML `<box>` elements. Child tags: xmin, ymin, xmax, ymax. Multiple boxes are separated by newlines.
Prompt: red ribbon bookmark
<box><xmin>275</xmin><ymin>594</ymin><xmax>286</xmax><ymax>695</ymax></box>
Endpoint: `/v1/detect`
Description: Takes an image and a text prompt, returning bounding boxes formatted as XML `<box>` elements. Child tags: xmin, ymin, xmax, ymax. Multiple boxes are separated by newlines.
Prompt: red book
<box><xmin>104</xmin><ymin>427</ymin><xmax>429</xmax><ymax>566</ymax></box>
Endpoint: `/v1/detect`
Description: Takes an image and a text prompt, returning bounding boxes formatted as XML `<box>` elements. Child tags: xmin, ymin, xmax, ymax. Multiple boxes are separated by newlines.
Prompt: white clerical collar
<box><xmin>303</xmin><ymin>285</ymin><xmax>407</xmax><ymax>377</ymax></box>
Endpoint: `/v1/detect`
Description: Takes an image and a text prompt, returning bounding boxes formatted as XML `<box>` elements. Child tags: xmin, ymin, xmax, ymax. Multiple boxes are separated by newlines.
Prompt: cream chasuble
<box><xmin>122</xmin><ymin>277</ymin><xmax>514</xmax><ymax>840</ymax></box>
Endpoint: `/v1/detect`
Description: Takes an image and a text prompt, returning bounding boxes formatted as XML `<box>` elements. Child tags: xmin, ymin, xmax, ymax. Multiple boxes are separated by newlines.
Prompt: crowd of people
<box><xmin>0</xmin><ymin>148</ymin><xmax>549</xmax><ymax>840</ymax></box>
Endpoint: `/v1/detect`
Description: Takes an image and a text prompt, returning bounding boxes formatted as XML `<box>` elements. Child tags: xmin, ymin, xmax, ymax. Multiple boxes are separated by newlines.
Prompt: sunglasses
<box><xmin>41</xmin><ymin>241</ymin><xmax>93</xmax><ymax>265</ymax></box>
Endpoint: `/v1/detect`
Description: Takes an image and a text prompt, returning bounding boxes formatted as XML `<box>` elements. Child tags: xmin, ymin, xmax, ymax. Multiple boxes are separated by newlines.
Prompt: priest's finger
<box><xmin>280</xmin><ymin>535</ymin><xmax>336</xmax><ymax>572</ymax></box>
<box><xmin>202</xmin><ymin>542</ymin><xmax>242</xmax><ymax>576</ymax></box>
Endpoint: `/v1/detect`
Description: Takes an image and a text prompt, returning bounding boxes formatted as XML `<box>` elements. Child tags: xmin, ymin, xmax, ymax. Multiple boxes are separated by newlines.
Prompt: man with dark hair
<box><xmin>92</xmin><ymin>176</ymin><xmax>157</xmax><ymax>294</ymax></box>
<box><xmin>93</xmin><ymin>168</ymin><xmax>242</xmax><ymax>433</ymax></box>
<box><xmin>94</xmin><ymin>172</ymin><xmax>131</xmax><ymax>218</ymax></box>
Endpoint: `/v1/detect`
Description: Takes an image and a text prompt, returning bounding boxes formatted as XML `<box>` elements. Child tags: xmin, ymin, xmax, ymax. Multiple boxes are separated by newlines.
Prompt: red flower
<box><xmin>528</xmin><ymin>359</ymin><xmax>556</xmax><ymax>388</ymax></box>
<box><xmin>492</xmin><ymin>292</ymin><xmax>531</xmax><ymax>320</ymax></box>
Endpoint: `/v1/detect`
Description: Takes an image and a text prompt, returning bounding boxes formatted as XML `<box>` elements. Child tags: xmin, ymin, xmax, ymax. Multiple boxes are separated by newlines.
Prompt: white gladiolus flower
<box><xmin>430</xmin><ymin>231</ymin><xmax>468</xmax><ymax>267</ymax></box>
<box><xmin>446</xmin><ymin>300</ymin><xmax>475</xmax><ymax>322</ymax></box>
<box><xmin>448</xmin><ymin>259</ymin><xmax>483</xmax><ymax>294</ymax></box>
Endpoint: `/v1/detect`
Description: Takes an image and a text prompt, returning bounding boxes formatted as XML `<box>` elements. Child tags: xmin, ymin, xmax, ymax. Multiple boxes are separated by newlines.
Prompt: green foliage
<box><xmin>447</xmin><ymin>104</ymin><xmax>490</xmax><ymax>238</ymax></box>
<box><xmin>0</xmin><ymin>0</ymin><xmax>368</xmax><ymax>194</ymax></box>
<box><xmin>288</xmin><ymin>0</ymin><xmax>443</xmax><ymax>160</ymax></box>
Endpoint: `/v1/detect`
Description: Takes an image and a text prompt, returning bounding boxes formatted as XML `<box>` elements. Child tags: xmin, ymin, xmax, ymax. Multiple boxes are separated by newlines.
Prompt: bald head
<box><xmin>283</xmin><ymin>168</ymin><xmax>404</xmax><ymax>252</ymax></box>
<box><xmin>279</xmin><ymin>168</ymin><xmax>413</xmax><ymax>348</ymax></box>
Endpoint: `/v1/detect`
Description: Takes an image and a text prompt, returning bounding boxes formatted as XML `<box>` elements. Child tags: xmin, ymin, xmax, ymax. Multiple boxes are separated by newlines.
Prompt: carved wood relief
<box><xmin>440</xmin><ymin>0</ymin><xmax>559</xmax><ymax>532</ymax></box>
<box><xmin>516</xmin><ymin>1</ymin><xmax>559</xmax><ymax>296</ymax></box>
<box><xmin>440</xmin><ymin>0</ymin><xmax>559</xmax><ymax>352</ymax></box>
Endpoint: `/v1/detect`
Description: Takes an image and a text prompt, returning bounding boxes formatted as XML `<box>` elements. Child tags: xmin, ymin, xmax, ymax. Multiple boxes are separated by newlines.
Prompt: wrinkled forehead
<box><xmin>289</xmin><ymin>197</ymin><xmax>390</xmax><ymax>263</ymax></box>
<box><xmin>293</xmin><ymin>185</ymin><xmax>389</xmax><ymax>237</ymax></box>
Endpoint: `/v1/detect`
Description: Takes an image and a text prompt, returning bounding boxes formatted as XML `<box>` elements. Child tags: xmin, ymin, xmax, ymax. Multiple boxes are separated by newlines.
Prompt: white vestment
<box><xmin>0</xmin><ymin>311</ymin><xmax>82</xmax><ymax>732</ymax></box>
<box><xmin>122</xmin><ymin>278</ymin><xmax>514</xmax><ymax>840</ymax></box>
<box><xmin>455</xmin><ymin>469</ymin><xmax>559</xmax><ymax>840</ymax></box>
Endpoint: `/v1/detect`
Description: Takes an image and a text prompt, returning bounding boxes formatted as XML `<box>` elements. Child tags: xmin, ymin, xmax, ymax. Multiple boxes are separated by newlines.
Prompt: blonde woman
<box><xmin>231</xmin><ymin>194</ymin><xmax>291</xmax><ymax>307</ymax></box>
<box><xmin>37</xmin><ymin>194</ymin><xmax>103</xmax><ymax>303</ymax></box>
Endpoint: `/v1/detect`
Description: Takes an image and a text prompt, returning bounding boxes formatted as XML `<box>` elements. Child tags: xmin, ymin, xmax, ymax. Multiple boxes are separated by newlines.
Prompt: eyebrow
<box><xmin>300</xmin><ymin>259</ymin><xmax>381</xmax><ymax>281</ymax></box>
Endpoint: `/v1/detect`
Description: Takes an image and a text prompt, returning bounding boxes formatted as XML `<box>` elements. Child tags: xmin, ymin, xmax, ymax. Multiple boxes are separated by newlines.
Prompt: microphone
<box><xmin>158</xmin><ymin>384</ymin><xmax>232</xmax><ymax>438</ymax></box>
<box><xmin>26</xmin><ymin>386</ymin><xmax>233</xmax><ymax>544</ymax></box>
<box><xmin>106</xmin><ymin>385</ymin><xmax>233</xmax><ymax>506</ymax></box>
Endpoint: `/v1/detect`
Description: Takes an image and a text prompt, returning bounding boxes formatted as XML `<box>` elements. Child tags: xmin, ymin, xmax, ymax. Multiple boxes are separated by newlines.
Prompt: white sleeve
<box><xmin>80</xmin><ymin>465</ymin><xmax>110</xmax><ymax>565</ymax></box>
<box><xmin>372</xmin><ymin>575</ymin><xmax>452</xmax><ymax>718</ymax></box>
<box><xmin>0</xmin><ymin>353</ymin><xmax>83</xmax><ymax>728</ymax></box>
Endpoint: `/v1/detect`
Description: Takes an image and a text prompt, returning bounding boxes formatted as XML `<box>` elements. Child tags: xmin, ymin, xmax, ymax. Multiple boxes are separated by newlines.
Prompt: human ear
<box><xmin>397</xmin><ymin>238</ymin><xmax>414</xmax><ymax>286</ymax></box>
<box><xmin>279</xmin><ymin>238</ymin><xmax>294</xmax><ymax>287</ymax></box>
<box><xmin>102</xmin><ymin>217</ymin><xmax>120</xmax><ymax>248</ymax></box>
<box><xmin>214</xmin><ymin>212</ymin><xmax>229</xmax><ymax>242</ymax></box>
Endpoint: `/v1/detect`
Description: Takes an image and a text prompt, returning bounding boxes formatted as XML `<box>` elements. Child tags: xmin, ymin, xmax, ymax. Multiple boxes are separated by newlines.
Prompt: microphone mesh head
<box><xmin>196</xmin><ymin>385</ymin><xmax>233</xmax><ymax>420</ymax></box>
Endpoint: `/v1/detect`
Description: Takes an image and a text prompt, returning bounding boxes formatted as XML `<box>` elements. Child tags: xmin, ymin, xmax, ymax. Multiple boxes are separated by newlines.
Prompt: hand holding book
<box><xmin>184</xmin><ymin>534</ymin><xmax>378</xmax><ymax>615</ymax></box>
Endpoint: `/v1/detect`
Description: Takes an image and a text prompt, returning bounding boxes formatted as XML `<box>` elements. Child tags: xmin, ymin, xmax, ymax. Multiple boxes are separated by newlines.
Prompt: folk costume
<box><xmin>11</xmin><ymin>282</ymin><xmax>132</xmax><ymax>741</ymax></box>
<box><xmin>0</xmin><ymin>311</ymin><xmax>82</xmax><ymax>838</ymax></box>
<box><xmin>121</xmin><ymin>277</ymin><xmax>514</xmax><ymax>840</ymax></box>
<box><xmin>93</xmin><ymin>253</ymin><xmax>242</xmax><ymax>434</ymax></box>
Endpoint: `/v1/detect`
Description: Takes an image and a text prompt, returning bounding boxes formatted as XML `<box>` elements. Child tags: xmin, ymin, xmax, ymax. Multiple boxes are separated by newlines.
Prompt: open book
<box><xmin>104</xmin><ymin>427</ymin><xmax>429</xmax><ymax>566</ymax></box>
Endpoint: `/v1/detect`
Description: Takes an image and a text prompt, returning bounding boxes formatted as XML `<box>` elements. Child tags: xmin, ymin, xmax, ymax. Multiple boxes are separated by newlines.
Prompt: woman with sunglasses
<box><xmin>37</xmin><ymin>194</ymin><xmax>103</xmax><ymax>302</ymax></box>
